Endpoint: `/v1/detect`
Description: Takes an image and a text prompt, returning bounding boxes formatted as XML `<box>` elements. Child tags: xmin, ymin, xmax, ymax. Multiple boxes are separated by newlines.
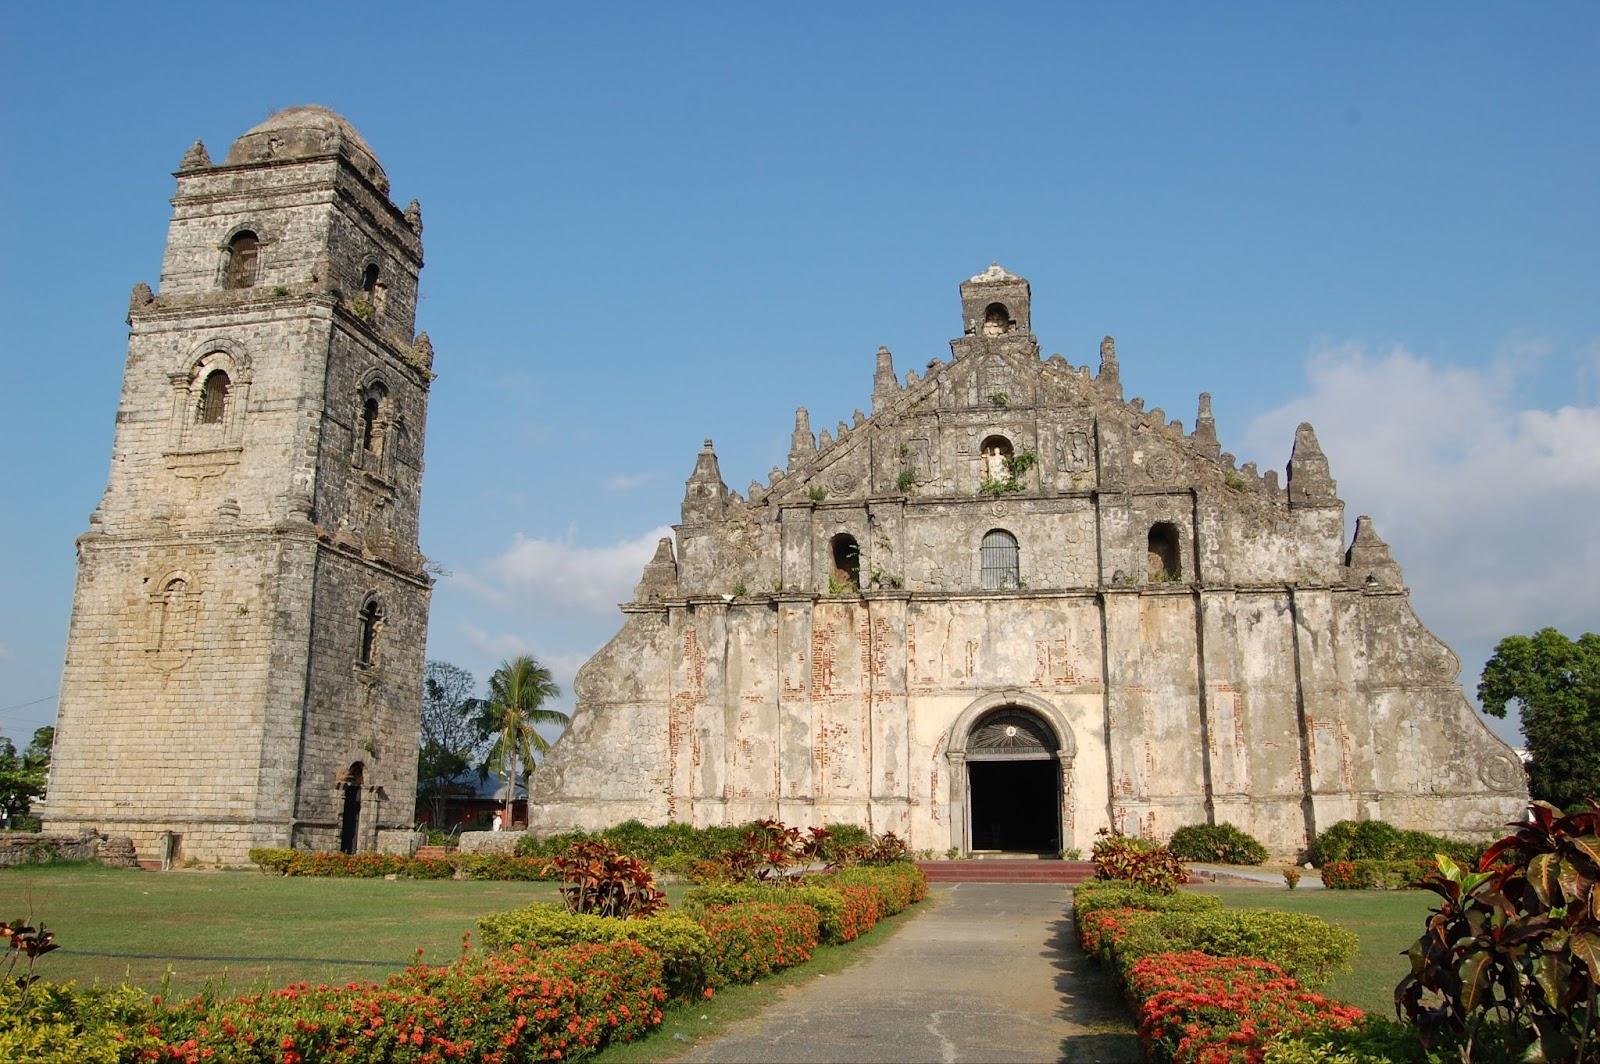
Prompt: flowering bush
<box><xmin>1317</xmin><ymin>859</ymin><xmax>1433</xmax><ymax>890</ymax></box>
<box><xmin>697</xmin><ymin>902</ymin><xmax>820</xmax><ymax>985</ymax></box>
<box><xmin>829</xmin><ymin>884</ymin><xmax>884</xmax><ymax>939</ymax></box>
<box><xmin>1126</xmin><ymin>951</ymin><xmax>1365</xmax><ymax>1064</ymax></box>
<box><xmin>1076</xmin><ymin>906</ymin><xmax>1157</xmax><ymax>957</ymax></box>
<box><xmin>1092</xmin><ymin>829</ymin><xmax>1189</xmax><ymax>894</ymax></box>
<box><xmin>477</xmin><ymin>903</ymin><xmax>712</xmax><ymax>1001</ymax></box>
<box><xmin>450</xmin><ymin>853</ymin><xmax>553</xmax><ymax>880</ymax></box>
<box><xmin>823</xmin><ymin>863</ymin><xmax>928</xmax><ymax>914</ymax></box>
<box><xmin>11</xmin><ymin>939</ymin><xmax>667</xmax><ymax>1063</ymax></box>
<box><xmin>682</xmin><ymin>883</ymin><xmax>852</xmax><ymax>943</ymax></box>
<box><xmin>1072</xmin><ymin>882</ymin><xmax>1220</xmax><ymax>922</ymax></box>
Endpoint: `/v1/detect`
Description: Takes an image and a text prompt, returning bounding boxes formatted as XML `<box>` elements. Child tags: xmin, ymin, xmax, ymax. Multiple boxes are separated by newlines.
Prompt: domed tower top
<box><xmin>223</xmin><ymin>105</ymin><xmax>388</xmax><ymax>191</ymax></box>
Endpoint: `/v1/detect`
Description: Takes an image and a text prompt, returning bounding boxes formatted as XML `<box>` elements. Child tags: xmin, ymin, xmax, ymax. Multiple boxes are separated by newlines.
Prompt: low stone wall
<box><xmin>0</xmin><ymin>831</ymin><xmax>134</xmax><ymax>867</ymax></box>
<box><xmin>457</xmin><ymin>830</ymin><xmax>526</xmax><ymax>854</ymax></box>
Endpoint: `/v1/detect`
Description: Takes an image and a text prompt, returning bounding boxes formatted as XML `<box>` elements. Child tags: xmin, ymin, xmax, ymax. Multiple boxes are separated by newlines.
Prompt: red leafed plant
<box><xmin>546</xmin><ymin>840</ymin><xmax>667</xmax><ymax>918</ymax></box>
<box><xmin>695</xmin><ymin>819</ymin><xmax>833</xmax><ymax>885</ymax></box>
<box><xmin>2</xmin><ymin>917</ymin><xmax>60</xmax><ymax>1004</ymax></box>
<box><xmin>1395</xmin><ymin>798</ymin><xmax>1600</xmax><ymax>1063</ymax></box>
<box><xmin>1091</xmin><ymin>828</ymin><xmax>1188</xmax><ymax>894</ymax></box>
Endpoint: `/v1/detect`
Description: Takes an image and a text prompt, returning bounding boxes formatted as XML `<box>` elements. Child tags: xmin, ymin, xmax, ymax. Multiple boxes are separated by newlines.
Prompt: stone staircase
<box><xmin>916</xmin><ymin>859</ymin><xmax>1096</xmax><ymax>884</ymax></box>
<box><xmin>413</xmin><ymin>845</ymin><xmax>453</xmax><ymax>861</ymax></box>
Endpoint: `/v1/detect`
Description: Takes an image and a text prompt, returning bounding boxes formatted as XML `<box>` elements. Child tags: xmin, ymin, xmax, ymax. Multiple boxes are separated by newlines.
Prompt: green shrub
<box><xmin>516</xmin><ymin>820</ymin><xmax>759</xmax><ymax>861</ymax></box>
<box><xmin>1263</xmin><ymin>1018</ymin><xmax>1433</xmax><ymax>1063</ymax></box>
<box><xmin>1114</xmin><ymin>908</ymin><xmax>1358</xmax><ymax>989</ymax></box>
<box><xmin>477</xmin><ymin>902</ymin><xmax>712</xmax><ymax>1000</ymax></box>
<box><xmin>1167</xmin><ymin>822</ymin><xmax>1268</xmax><ymax>865</ymax></box>
<box><xmin>1319</xmin><ymin>858</ymin><xmax>1434</xmax><ymax>890</ymax></box>
<box><xmin>815</xmin><ymin>822</ymin><xmax>872</xmax><ymax>863</ymax></box>
<box><xmin>651</xmin><ymin>851</ymin><xmax>700</xmax><ymax>876</ymax></box>
<box><xmin>1307</xmin><ymin>820</ymin><xmax>1482</xmax><ymax>868</ymax></box>
<box><xmin>247</xmin><ymin>847</ymin><xmax>295</xmax><ymax>875</ymax></box>
<box><xmin>682</xmin><ymin>883</ymin><xmax>851</xmax><ymax>944</ymax></box>
<box><xmin>697</xmin><ymin>902</ymin><xmax>820</xmax><ymax>985</ymax></box>
<box><xmin>1071</xmin><ymin>882</ymin><xmax>1221</xmax><ymax>920</ymax></box>
<box><xmin>450</xmin><ymin>853</ymin><xmax>553</xmax><ymax>880</ymax></box>
<box><xmin>0</xmin><ymin>980</ymin><xmax>158</xmax><ymax>1063</ymax></box>
<box><xmin>822</xmin><ymin>863</ymin><xmax>927</xmax><ymax>914</ymax></box>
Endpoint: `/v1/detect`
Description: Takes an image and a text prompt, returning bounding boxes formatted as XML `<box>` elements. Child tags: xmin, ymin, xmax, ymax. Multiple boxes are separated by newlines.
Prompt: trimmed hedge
<box><xmin>1306</xmin><ymin>820</ymin><xmax>1483</xmax><ymax>868</ymax></box>
<box><xmin>1167</xmin><ymin>822</ymin><xmax>1269</xmax><ymax>865</ymax></box>
<box><xmin>1072</xmin><ymin>882</ymin><xmax>1222</xmax><ymax>920</ymax></box>
<box><xmin>1262</xmin><ymin>1019</ymin><xmax>1432</xmax><ymax>1063</ymax></box>
<box><xmin>476</xmin><ymin>903</ymin><xmax>713</xmax><ymax>1001</ymax></box>
<box><xmin>697</xmin><ymin>902</ymin><xmax>820</xmax><ymax>985</ymax></box>
<box><xmin>1114</xmin><ymin>908</ymin><xmax>1359</xmax><ymax>990</ymax></box>
<box><xmin>248</xmin><ymin>847</ymin><xmax>553</xmax><ymax>881</ymax></box>
<box><xmin>0</xmin><ymin>981</ymin><xmax>154</xmax><ymax>1064</ymax></box>
<box><xmin>822</xmin><ymin>863</ymin><xmax>928</xmax><ymax>915</ymax></box>
<box><xmin>1319</xmin><ymin>858</ymin><xmax>1435</xmax><ymax>890</ymax></box>
<box><xmin>681</xmin><ymin>883</ymin><xmax>855</xmax><ymax>944</ymax></box>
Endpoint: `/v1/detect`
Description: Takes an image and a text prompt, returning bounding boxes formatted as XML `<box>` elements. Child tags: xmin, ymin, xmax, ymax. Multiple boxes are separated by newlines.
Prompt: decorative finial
<box><xmin>179</xmin><ymin>139</ymin><xmax>211</xmax><ymax>171</ymax></box>
<box><xmin>127</xmin><ymin>282</ymin><xmax>154</xmax><ymax>323</ymax></box>
<box><xmin>404</xmin><ymin>199</ymin><xmax>423</xmax><ymax>236</ymax></box>
<box><xmin>413</xmin><ymin>331</ymin><xmax>434</xmax><ymax>369</ymax></box>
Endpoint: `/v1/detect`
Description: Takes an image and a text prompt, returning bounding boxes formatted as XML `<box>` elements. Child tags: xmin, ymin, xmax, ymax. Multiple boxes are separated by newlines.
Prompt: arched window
<box><xmin>361</xmin><ymin>263</ymin><xmax>380</xmax><ymax>294</ymax></box>
<box><xmin>339</xmin><ymin>762</ymin><xmax>364</xmax><ymax>854</ymax></box>
<box><xmin>357</xmin><ymin>597</ymin><xmax>383</xmax><ymax>665</ymax></box>
<box><xmin>224</xmin><ymin>231</ymin><xmax>259</xmax><ymax>289</ymax></box>
<box><xmin>980</xmin><ymin>529</ymin><xmax>1020</xmax><ymax>589</ymax></box>
<box><xmin>830</xmin><ymin>533</ymin><xmax>860</xmax><ymax>591</ymax></box>
<box><xmin>981</xmin><ymin>435</ymin><xmax>1013</xmax><ymax>482</ymax></box>
<box><xmin>198</xmin><ymin>370</ymin><xmax>230</xmax><ymax>424</ymax></box>
<box><xmin>982</xmin><ymin>302</ymin><xmax>1013</xmax><ymax>336</ymax></box>
<box><xmin>1148</xmin><ymin>522</ymin><xmax>1181</xmax><ymax>582</ymax></box>
<box><xmin>360</xmin><ymin>383</ymin><xmax>388</xmax><ymax>454</ymax></box>
<box><xmin>156</xmin><ymin>577</ymin><xmax>188</xmax><ymax>649</ymax></box>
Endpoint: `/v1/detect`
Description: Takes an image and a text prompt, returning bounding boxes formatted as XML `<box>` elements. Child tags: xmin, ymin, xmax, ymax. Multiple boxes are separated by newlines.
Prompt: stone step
<box><xmin>414</xmin><ymin>845</ymin><xmax>453</xmax><ymax>860</ymax></box>
<box><xmin>916</xmin><ymin>860</ymin><xmax>1095</xmax><ymax>884</ymax></box>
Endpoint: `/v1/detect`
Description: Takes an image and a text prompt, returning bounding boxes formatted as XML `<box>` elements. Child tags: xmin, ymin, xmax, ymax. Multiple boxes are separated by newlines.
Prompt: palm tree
<box><xmin>473</xmin><ymin>656</ymin><xmax>568</xmax><ymax>828</ymax></box>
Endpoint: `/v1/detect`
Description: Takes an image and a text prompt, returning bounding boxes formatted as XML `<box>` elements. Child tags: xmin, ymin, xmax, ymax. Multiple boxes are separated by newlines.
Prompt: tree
<box><xmin>473</xmin><ymin>656</ymin><xmax>568</xmax><ymax>827</ymax></box>
<box><xmin>417</xmin><ymin>661</ymin><xmax>481</xmax><ymax>825</ymax></box>
<box><xmin>1479</xmin><ymin>627</ymin><xmax>1600</xmax><ymax>808</ymax></box>
<box><xmin>0</xmin><ymin>727</ymin><xmax>51</xmax><ymax>828</ymax></box>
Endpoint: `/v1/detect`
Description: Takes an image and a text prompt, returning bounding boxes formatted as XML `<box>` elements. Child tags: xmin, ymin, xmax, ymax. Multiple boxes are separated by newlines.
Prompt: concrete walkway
<box><xmin>682</xmin><ymin>884</ymin><xmax>1136</xmax><ymax>1063</ymax></box>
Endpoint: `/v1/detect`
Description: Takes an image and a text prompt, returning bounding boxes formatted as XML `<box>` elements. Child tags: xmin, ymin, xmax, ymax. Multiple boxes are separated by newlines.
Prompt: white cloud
<box><xmin>462</xmin><ymin>525</ymin><xmax>675</xmax><ymax>617</ymax></box>
<box><xmin>1242</xmin><ymin>341</ymin><xmax>1600</xmax><ymax>651</ymax></box>
<box><xmin>603</xmin><ymin>473</ymin><xmax>652</xmax><ymax>492</ymax></box>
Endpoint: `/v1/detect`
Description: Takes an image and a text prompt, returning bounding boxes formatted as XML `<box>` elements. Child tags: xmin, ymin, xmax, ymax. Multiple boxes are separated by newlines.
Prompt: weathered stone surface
<box><xmin>0</xmin><ymin>832</ymin><xmax>103</xmax><ymax>867</ymax></box>
<box><xmin>529</xmin><ymin>267</ymin><xmax>1527</xmax><ymax>855</ymax></box>
<box><xmin>45</xmin><ymin>107</ymin><xmax>434</xmax><ymax>867</ymax></box>
<box><xmin>457</xmin><ymin>830</ymin><xmax>526</xmax><ymax>854</ymax></box>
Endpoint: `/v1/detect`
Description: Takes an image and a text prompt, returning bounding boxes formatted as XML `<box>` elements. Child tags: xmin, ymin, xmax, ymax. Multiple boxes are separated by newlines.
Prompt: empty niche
<box><xmin>1147</xmin><ymin>522</ymin><xmax>1181</xmax><ymax>581</ymax></box>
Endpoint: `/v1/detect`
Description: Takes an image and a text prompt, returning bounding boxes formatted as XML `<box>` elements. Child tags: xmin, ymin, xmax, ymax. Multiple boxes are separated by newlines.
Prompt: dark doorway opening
<box><xmin>339</xmin><ymin>763</ymin><xmax>364</xmax><ymax>854</ymax></box>
<box><xmin>969</xmin><ymin>759</ymin><xmax>1060</xmax><ymax>853</ymax></box>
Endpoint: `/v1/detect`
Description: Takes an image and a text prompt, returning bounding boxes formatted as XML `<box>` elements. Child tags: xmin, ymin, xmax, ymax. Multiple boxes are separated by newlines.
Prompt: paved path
<box><xmin>683</xmin><ymin>884</ymin><xmax>1136</xmax><ymax>1063</ymax></box>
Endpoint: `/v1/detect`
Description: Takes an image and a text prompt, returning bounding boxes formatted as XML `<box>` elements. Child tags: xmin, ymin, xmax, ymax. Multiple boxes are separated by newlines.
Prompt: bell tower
<box><xmin>46</xmin><ymin>107</ymin><xmax>436</xmax><ymax>864</ymax></box>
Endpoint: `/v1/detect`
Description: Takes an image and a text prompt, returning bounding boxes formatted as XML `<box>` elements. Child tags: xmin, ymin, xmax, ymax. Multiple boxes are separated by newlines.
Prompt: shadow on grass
<box><xmin>1046</xmin><ymin>909</ymin><xmax>1140</xmax><ymax>1063</ymax></box>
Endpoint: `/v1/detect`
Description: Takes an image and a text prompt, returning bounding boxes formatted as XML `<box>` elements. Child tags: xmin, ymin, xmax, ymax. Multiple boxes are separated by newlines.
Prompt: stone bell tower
<box><xmin>45</xmin><ymin>107</ymin><xmax>436</xmax><ymax>865</ymax></box>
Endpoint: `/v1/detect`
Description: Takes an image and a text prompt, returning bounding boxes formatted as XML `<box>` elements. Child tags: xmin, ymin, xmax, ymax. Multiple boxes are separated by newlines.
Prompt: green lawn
<box><xmin>1193</xmin><ymin>882</ymin><xmax>1435</xmax><ymax>1015</ymax></box>
<box><xmin>0</xmin><ymin>863</ymin><xmax>594</xmax><ymax>994</ymax></box>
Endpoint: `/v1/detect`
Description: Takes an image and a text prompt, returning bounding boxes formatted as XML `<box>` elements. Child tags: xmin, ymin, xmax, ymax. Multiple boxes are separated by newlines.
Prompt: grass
<box><xmin>1192</xmin><ymin>882</ymin><xmax>1435</xmax><ymax>1015</ymax></box>
<box><xmin>0</xmin><ymin>863</ymin><xmax>700</xmax><ymax>995</ymax></box>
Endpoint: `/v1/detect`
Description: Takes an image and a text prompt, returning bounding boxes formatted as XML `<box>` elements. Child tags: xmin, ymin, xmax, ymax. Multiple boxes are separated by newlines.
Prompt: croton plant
<box><xmin>1396</xmin><ymin>799</ymin><xmax>1600</xmax><ymax>1063</ymax></box>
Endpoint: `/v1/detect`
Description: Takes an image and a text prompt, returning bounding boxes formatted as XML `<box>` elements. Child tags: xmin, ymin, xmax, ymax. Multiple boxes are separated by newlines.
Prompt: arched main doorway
<box><xmin>966</xmin><ymin>707</ymin><xmax>1061</xmax><ymax>853</ymax></box>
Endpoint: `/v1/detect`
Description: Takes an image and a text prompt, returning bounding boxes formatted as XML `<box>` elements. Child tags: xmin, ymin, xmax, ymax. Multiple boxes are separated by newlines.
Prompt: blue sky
<box><xmin>2</xmin><ymin>4</ymin><xmax>1597</xmax><ymax>749</ymax></box>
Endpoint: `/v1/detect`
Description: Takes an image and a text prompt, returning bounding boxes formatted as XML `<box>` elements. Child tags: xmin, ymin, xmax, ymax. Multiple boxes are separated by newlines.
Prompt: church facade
<box><xmin>528</xmin><ymin>265</ymin><xmax>1527</xmax><ymax>854</ymax></box>
<box><xmin>44</xmin><ymin>108</ymin><xmax>435</xmax><ymax>865</ymax></box>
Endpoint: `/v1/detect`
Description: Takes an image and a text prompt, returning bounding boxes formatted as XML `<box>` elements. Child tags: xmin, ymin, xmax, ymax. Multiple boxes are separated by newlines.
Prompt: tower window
<box><xmin>357</xmin><ymin>597</ymin><xmax>383</xmax><ymax>665</ymax></box>
<box><xmin>156</xmin><ymin>577</ymin><xmax>188</xmax><ymax>649</ymax></box>
<box><xmin>982</xmin><ymin>302</ymin><xmax>1013</xmax><ymax>336</ymax></box>
<box><xmin>360</xmin><ymin>383</ymin><xmax>388</xmax><ymax>454</ymax></box>
<box><xmin>1148</xmin><ymin>522</ymin><xmax>1181</xmax><ymax>582</ymax></box>
<box><xmin>224</xmin><ymin>231</ymin><xmax>259</xmax><ymax>289</ymax></box>
<box><xmin>361</xmin><ymin>263</ymin><xmax>380</xmax><ymax>294</ymax></box>
<box><xmin>980</xmin><ymin>529</ymin><xmax>1020</xmax><ymax>589</ymax></box>
<box><xmin>198</xmin><ymin>370</ymin><xmax>230</xmax><ymax>424</ymax></box>
<box><xmin>830</xmin><ymin>533</ymin><xmax>860</xmax><ymax>591</ymax></box>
